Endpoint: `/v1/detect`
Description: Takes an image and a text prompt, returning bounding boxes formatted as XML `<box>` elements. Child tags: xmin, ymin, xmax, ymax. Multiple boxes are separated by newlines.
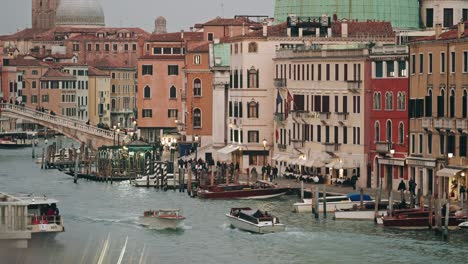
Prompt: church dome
<box><xmin>55</xmin><ymin>0</ymin><xmax>105</xmax><ymax>27</ymax></box>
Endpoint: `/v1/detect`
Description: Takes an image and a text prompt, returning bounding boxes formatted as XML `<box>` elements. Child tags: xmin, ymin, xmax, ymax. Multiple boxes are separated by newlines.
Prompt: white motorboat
<box><xmin>226</xmin><ymin>207</ymin><xmax>285</xmax><ymax>234</ymax></box>
<box><xmin>293</xmin><ymin>193</ymin><xmax>373</xmax><ymax>213</ymax></box>
<box><xmin>334</xmin><ymin>201</ymin><xmax>390</xmax><ymax>220</ymax></box>
<box><xmin>459</xmin><ymin>221</ymin><xmax>468</xmax><ymax>229</ymax></box>
<box><xmin>17</xmin><ymin>194</ymin><xmax>65</xmax><ymax>235</ymax></box>
<box><xmin>138</xmin><ymin>209</ymin><xmax>185</xmax><ymax>230</ymax></box>
<box><xmin>132</xmin><ymin>173</ymin><xmax>186</xmax><ymax>187</ymax></box>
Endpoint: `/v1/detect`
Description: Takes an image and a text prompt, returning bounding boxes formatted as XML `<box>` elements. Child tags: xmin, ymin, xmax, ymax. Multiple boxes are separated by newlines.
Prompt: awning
<box><xmin>327</xmin><ymin>159</ymin><xmax>356</xmax><ymax>170</ymax></box>
<box><xmin>288</xmin><ymin>157</ymin><xmax>300</xmax><ymax>165</ymax></box>
<box><xmin>273</xmin><ymin>153</ymin><xmax>291</xmax><ymax>162</ymax></box>
<box><xmin>217</xmin><ymin>145</ymin><xmax>239</xmax><ymax>154</ymax></box>
<box><xmin>436</xmin><ymin>168</ymin><xmax>461</xmax><ymax>178</ymax></box>
<box><xmin>297</xmin><ymin>158</ymin><xmax>307</xmax><ymax>166</ymax></box>
<box><xmin>306</xmin><ymin>159</ymin><xmax>325</xmax><ymax>168</ymax></box>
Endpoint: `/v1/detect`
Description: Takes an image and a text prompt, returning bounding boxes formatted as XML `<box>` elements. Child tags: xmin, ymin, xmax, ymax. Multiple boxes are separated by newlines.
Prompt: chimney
<box><xmin>299</xmin><ymin>28</ymin><xmax>303</xmax><ymax>37</ymax></box>
<box><xmin>458</xmin><ymin>22</ymin><xmax>465</xmax><ymax>38</ymax></box>
<box><xmin>341</xmin><ymin>20</ymin><xmax>348</xmax><ymax>38</ymax></box>
<box><xmin>242</xmin><ymin>23</ymin><xmax>246</xmax><ymax>36</ymax></box>
<box><xmin>181</xmin><ymin>30</ymin><xmax>184</xmax><ymax>39</ymax></box>
<box><xmin>229</xmin><ymin>26</ymin><xmax>233</xmax><ymax>38</ymax></box>
<box><xmin>435</xmin><ymin>23</ymin><xmax>442</xmax><ymax>40</ymax></box>
<box><xmin>263</xmin><ymin>23</ymin><xmax>268</xmax><ymax>37</ymax></box>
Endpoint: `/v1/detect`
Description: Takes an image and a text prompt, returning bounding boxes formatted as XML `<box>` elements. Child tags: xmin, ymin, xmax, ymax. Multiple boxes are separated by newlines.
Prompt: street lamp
<box><xmin>262</xmin><ymin>139</ymin><xmax>267</xmax><ymax>166</ymax></box>
<box><xmin>113</xmin><ymin>125</ymin><xmax>117</xmax><ymax>146</ymax></box>
<box><xmin>116</xmin><ymin>128</ymin><xmax>121</xmax><ymax>147</ymax></box>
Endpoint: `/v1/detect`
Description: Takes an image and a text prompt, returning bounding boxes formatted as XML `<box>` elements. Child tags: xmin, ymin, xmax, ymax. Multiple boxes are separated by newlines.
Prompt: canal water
<box><xmin>1</xmin><ymin>138</ymin><xmax>467</xmax><ymax>264</ymax></box>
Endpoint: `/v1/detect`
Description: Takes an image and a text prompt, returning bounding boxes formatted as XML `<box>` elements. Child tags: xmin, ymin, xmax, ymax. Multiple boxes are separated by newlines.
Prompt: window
<box><xmin>441</xmin><ymin>52</ymin><xmax>446</xmax><ymax>73</ymax></box>
<box><xmin>168</xmin><ymin>65</ymin><xmax>179</xmax><ymax>75</ymax></box>
<box><xmin>193</xmin><ymin>79</ymin><xmax>202</xmax><ymax>96</ymax></box>
<box><xmin>335</xmin><ymin>64</ymin><xmax>339</xmax><ymax>81</ymax></box>
<box><xmin>248</xmin><ymin>101</ymin><xmax>259</xmax><ymax>118</ymax></box>
<box><xmin>426</xmin><ymin>8</ymin><xmax>434</xmax><ymax>28</ymax></box>
<box><xmin>411</xmin><ymin>54</ymin><xmax>416</xmax><ymax>74</ymax></box>
<box><xmin>247</xmin><ymin>67</ymin><xmax>259</xmax><ymax>88</ymax></box>
<box><xmin>194</xmin><ymin>55</ymin><xmax>201</xmax><ymax>65</ymax></box>
<box><xmin>124</xmin><ymin>44</ymin><xmax>129</xmax><ymax>51</ymax></box>
<box><xmin>386</xmin><ymin>120</ymin><xmax>392</xmax><ymax>142</ymax></box>
<box><xmin>397</xmin><ymin>92</ymin><xmax>406</xmax><ymax>110</ymax></box>
<box><xmin>87</xmin><ymin>44</ymin><xmax>92</xmax><ymax>51</ymax></box>
<box><xmin>248</xmin><ymin>131</ymin><xmax>259</xmax><ymax>143</ymax></box>
<box><xmin>32</xmin><ymin>81</ymin><xmax>37</xmax><ymax>89</ymax></box>
<box><xmin>248</xmin><ymin>42</ymin><xmax>258</xmax><ymax>53</ymax></box>
<box><xmin>144</xmin><ymin>85</ymin><xmax>151</xmax><ymax>98</ymax></box>
<box><xmin>132</xmin><ymin>44</ymin><xmax>137</xmax><ymax>51</ymax></box>
<box><xmin>374</xmin><ymin>92</ymin><xmax>381</xmax><ymax>110</ymax></box>
<box><xmin>411</xmin><ymin>134</ymin><xmax>415</xmax><ymax>153</ymax></box>
<box><xmin>398</xmin><ymin>61</ymin><xmax>407</xmax><ymax>77</ymax></box>
<box><xmin>111</xmin><ymin>85</ymin><xmax>116</xmax><ymax>93</ymax></box>
<box><xmin>31</xmin><ymin>95</ymin><xmax>38</xmax><ymax>103</ymax></box>
<box><xmin>167</xmin><ymin>109</ymin><xmax>178</xmax><ymax>118</ymax></box>
<box><xmin>464</xmin><ymin>51</ymin><xmax>468</xmax><ymax>73</ymax></box>
<box><xmin>193</xmin><ymin>109</ymin><xmax>201</xmax><ymax>128</ymax></box>
<box><xmin>463</xmin><ymin>90</ymin><xmax>468</xmax><ymax>118</ymax></box>
<box><xmin>428</xmin><ymin>53</ymin><xmax>433</xmax><ymax>74</ymax></box>
<box><xmin>450</xmin><ymin>89</ymin><xmax>455</xmax><ymax>118</ymax></box>
<box><xmin>41</xmin><ymin>95</ymin><xmax>49</xmax><ymax>102</ymax></box>
<box><xmin>438</xmin><ymin>89</ymin><xmax>445</xmax><ymax>117</ymax></box>
<box><xmin>460</xmin><ymin>135</ymin><xmax>467</xmax><ymax>157</ymax></box>
<box><xmin>113</xmin><ymin>44</ymin><xmax>118</xmax><ymax>51</ymax></box>
<box><xmin>419</xmin><ymin>53</ymin><xmax>424</xmax><ymax>74</ymax></box>
<box><xmin>169</xmin><ymin>85</ymin><xmax>177</xmax><ymax>99</ymax></box>
<box><xmin>207</xmin><ymin>33</ymin><xmax>214</xmax><ymax>41</ymax></box>
<box><xmin>440</xmin><ymin>135</ymin><xmax>445</xmax><ymax>155</ymax></box>
<box><xmin>32</xmin><ymin>70</ymin><xmax>38</xmax><ymax>75</ymax></box>
<box><xmin>428</xmin><ymin>134</ymin><xmax>432</xmax><ymax>154</ymax></box>
<box><xmin>96</xmin><ymin>44</ymin><xmax>100</xmax><ymax>51</ymax></box>
<box><xmin>451</xmin><ymin>52</ymin><xmax>456</xmax><ymax>73</ymax></box>
<box><xmin>385</xmin><ymin>92</ymin><xmax>393</xmax><ymax>110</ymax></box>
<box><xmin>386</xmin><ymin>61</ymin><xmax>395</xmax><ymax>77</ymax></box>
<box><xmin>443</xmin><ymin>8</ymin><xmax>454</xmax><ymax>28</ymax></box>
<box><xmin>375</xmin><ymin>122</ymin><xmax>380</xmax><ymax>142</ymax></box>
<box><xmin>464</xmin><ymin>9</ymin><xmax>468</xmax><ymax>23</ymax></box>
<box><xmin>142</xmin><ymin>109</ymin><xmax>152</xmax><ymax>118</ymax></box>
<box><xmin>398</xmin><ymin>123</ymin><xmax>404</xmax><ymax>144</ymax></box>
<box><xmin>105</xmin><ymin>44</ymin><xmax>110</xmax><ymax>52</ymax></box>
<box><xmin>142</xmin><ymin>65</ymin><xmax>153</xmax><ymax>75</ymax></box>
<box><xmin>73</xmin><ymin>44</ymin><xmax>79</xmax><ymax>51</ymax></box>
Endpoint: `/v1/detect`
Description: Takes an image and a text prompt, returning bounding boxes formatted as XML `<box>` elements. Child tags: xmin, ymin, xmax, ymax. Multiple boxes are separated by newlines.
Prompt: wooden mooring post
<box><xmin>322</xmin><ymin>185</ymin><xmax>327</xmax><ymax>220</ymax></box>
<box><xmin>443</xmin><ymin>201</ymin><xmax>450</xmax><ymax>240</ymax></box>
<box><xmin>187</xmin><ymin>167</ymin><xmax>192</xmax><ymax>196</ymax></box>
<box><xmin>428</xmin><ymin>193</ymin><xmax>433</xmax><ymax>229</ymax></box>
<box><xmin>360</xmin><ymin>188</ymin><xmax>364</xmax><ymax>209</ymax></box>
<box><xmin>300</xmin><ymin>181</ymin><xmax>304</xmax><ymax>200</ymax></box>
<box><xmin>314</xmin><ymin>186</ymin><xmax>320</xmax><ymax>220</ymax></box>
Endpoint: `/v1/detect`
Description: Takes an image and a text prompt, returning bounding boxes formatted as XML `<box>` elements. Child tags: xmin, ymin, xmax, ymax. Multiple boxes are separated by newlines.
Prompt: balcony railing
<box><xmin>275</xmin><ymin>112</ymin><xmax>286</xmax><ymax>123</ymax></box>
<box><xmin>320</xmin><ymin>112</ymin><xmax>331</xmax><ymax>123</ymax></box>
<box><xmin>422</xmin><ymin>118</ymin><xmax>432</xmax><ymax>130</ymax></box>
<box><xmin>274</xmin><ymin>78</ymin><xmax>287</xmax><ymax>88</ymax></box>
<box><xmin>456</xmin><ymin>119</ymin><xmax>468</xmax><ymax>132</ymax></box>
<box><xmin>336</xmin><ymin>112</ymin><xmax>349</xmax><ymax>123</ymax></box>
<box><xmin>292</xmin><ymin>139</ymin><xmax>305</xmax><ymax>149</ymax></box>
<box><xmin>347</xmin><ymin>80</ymin><xmax>362</xmax><ymax>93</ymax></box>
<box><xmin>323</xmin><ymin>143</ymin><xmax>340</xmax><ymax>153</ymax></box>
<box><xmin>277</xmin><ymin>144</ymin><xmax>287</xmax><ymax>151</ymax></box>
<box><xmin>376</xmin><ymin>141</ymin><xmax>392</xmax><ymax>154</ymax></box>
<box><xmin>434</xmin><ymin>118</ymin><xmax>455</xmax><ymax>131</ymax></box>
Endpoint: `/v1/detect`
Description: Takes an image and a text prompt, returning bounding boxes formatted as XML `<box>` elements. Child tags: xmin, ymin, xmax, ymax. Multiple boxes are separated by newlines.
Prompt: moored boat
<box><xmin>334</xmin><ymin>202</ymin><xmax>390</xmax><ymax>220</ymax></box>
<box><xmin>197</xmin><ymin>181</ymin><xmax>289</xmax><ymax>200</ymax></box>
<box><xmin>226</xmin><ymin>207</ymin><xmax>285</xmax><ymax>234</ymax></box>
<box><xmin>138</xmin><ymin>209</ymin><xmax>185</xmax><ymax>230</ymax></box>
<box><xmin>293</xmin><ymin>193</ymin><xmax>373</xmax><ymax>213</ymax></box>
<box><xmin>0</xmin><ymin>131</ymin><xmax>37</xmax><ymax>149</ymax></box>
<box><xmin>459</xmin><ymin>221</ymin><xmax>468</xmax><ymax>228</ymax></box>
<box><xmin>379</xmin><ymin>209</ymin><xmax>468</xmax><ymax>229</ymax></box>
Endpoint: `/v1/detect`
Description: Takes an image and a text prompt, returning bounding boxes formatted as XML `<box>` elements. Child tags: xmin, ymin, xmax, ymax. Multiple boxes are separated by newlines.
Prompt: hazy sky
<box><xmin>0</xmin><ymin>0</ymin><xmax>274</xmax><ymax>35</ymax></box>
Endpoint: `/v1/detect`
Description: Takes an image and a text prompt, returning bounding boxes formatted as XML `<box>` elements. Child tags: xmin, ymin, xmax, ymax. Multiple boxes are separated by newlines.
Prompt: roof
<box><xmin>187</xmin><ymin>42</ymin><xmax>210</xmax><ymax>53</ymax></box>
<box><xmin>8</xmin><ymin>58</ymin><xmax>49</xmax><ymax>67</ymax></box>
<box><xmin>413</xmin><ymin>23</ymin><xmax>468</xmax><ymax>42</ymax></box>
<box><xmin>91</xmin><ymin>57</ymin><xmax>136</xmax><ymax>69</ymax></box>
<box><xmin>332</xmin><ymin>21</ymin><xmax>395</xmax><ymax>38</ymax></box>
<box><xmin>138</xmin><ymin>55</ymin><xmax>185</xmax><ymax>60</ymax></box>
<box><xmin>41</xmin><ymin>68</ymin><xmax>76</xmax><ymax>79</ymax></box>
<box><xmin>147</xmin><ymin>32</ymin><xmax>203</xmax><ymax>42</ymax></box>
<box><xmin>88</xmin><ymin>67</ymin><xmax>109</xmax><ymax>77</ymax></box>
<box><xmin>203</xmin><ymin>17</ymin><xmax>260</xmax><ymax>27</ymax></box>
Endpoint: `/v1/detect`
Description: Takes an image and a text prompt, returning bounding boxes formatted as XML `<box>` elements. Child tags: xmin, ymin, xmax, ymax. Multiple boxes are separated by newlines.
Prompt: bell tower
<box><xmin>32</xmin><ymin>0</ymin><xmax>60</xmax><ymax>29</ymax></box>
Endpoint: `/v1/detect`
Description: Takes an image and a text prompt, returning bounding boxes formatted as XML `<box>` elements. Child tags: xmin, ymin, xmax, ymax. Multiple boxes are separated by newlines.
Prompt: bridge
<box><xmin>0</xmin><ymin>103</ymin><xmax>127</xmax><ymax>150</ymax></box>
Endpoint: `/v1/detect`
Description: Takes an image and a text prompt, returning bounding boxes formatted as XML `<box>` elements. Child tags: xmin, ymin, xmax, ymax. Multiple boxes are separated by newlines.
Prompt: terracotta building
<box><xmin>88</xmin><ymin>67</ymin><xmax>111</xmax><ymax>126</ymax></box>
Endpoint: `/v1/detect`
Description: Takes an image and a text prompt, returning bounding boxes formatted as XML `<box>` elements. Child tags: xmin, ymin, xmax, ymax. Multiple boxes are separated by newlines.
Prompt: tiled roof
<box><xmin>331</xmin><ymin>21</ymin><xmax>395</xmax><ymax>38</ymax></box>
<box><xmin>187</xmin><ymin>42</ymin><xmax>210</xmax><ymax>53</ymax></box>
<box><xmin>8</xmin><ymin>58</ymin><xmax>49</xmax><ymax>67</ymax></box>
<box><xmin>241</xmin><ymin>23</ymin><xmax>288</xmax><ymax>38</ymax></box>
<box><xmin>138</xmin><ymin>55</ymin><xmax>185</xmax><ymax>60</ymax></box>
<box><xmin>413</xmin><ymin>23</ymin><xmax>468</xmax><ymax>42</ymax></box>
<box><xmin>41</xmin><ymin>68</ymin><xmax>76</xmax><ymax>79</ymax></box>
<box><xmin>88</xmin><ymin>66</ymin><xmax>109</xmax><ymax>77</ymax></box>
<box><xmin>147</xmin><ymin>32</ymin><xmax>203</xmax><ymax>42</ymax></box>
<box><xmin>92</xmin><ymin>57</ymin><xmax>135</xmax><ymax>70</ymax></box>
<box><xmin>203</xmin><ymin>17</ymin><xmax>261</xmax><ymax>27</ymax></box>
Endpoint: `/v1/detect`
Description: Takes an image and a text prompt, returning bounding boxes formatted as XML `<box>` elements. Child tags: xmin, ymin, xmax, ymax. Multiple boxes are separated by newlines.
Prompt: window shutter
<box><xmin>409</xmin><ymin>99</ymin><xmax>415</xmax><ymax>118</ymax></box>
<box><xmin>256</xmin><ymin>69</ymin><xmax>260</xmax><ymax>88</ymax></box>
<box><xmin>229</xmin><ymin>101</ymin><xmax>232</xmax><ymax>117</ymax></box>
<box><xmin>425</xmin><ymin>96</ymin><xmax>432</xmax><ymax>117</ymax></box>
<box><xmin>463</xmin><ymin>95</ymin><xmax>467</xmax><ymax>118</ymax></box>
<box><xmin>437</xmin><ymin>96</ymin><xmax>444</xmax><ymax>117</ymax></box>
<box><xmin>256</xmin><ymin>102</ymin><xmax>259</xmax><ymax>117</ymax></box>
<box><xmin>247</xmin><ymin>70</ymin><xmax>250</xmax><ymax>88</ymax></box>
<box><xmin>450</xmin><ymin>95</ymin><xmax>455</xmax><ymax>117</ymax></box>
<box><xmin>239</xmin><ymin>102</ymin><xmax>243</xmax><ymax>118</ymax></box>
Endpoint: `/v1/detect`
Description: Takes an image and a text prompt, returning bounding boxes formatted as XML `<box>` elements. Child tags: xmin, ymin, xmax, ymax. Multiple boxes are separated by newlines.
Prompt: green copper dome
<box><xmin>274</xmin><ymin>0</ymin><xmax>420</xmax><ymax>29</ymax></box>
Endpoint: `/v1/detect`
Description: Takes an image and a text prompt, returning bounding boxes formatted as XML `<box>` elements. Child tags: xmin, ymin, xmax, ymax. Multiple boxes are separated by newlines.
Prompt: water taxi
<box><xmin>138</xmin><ymin>209</ymin><xmax>185</xmax><ymax>230</ymax></box>
<box><xmin>197</xmin><ymin>181</ymin><xmax>289</xmax><ymax>200</ymax></box>
<box><xmin>0</xmin><ymin>131</ymin><xmax>37</xmax><ymax>149</ymax></box>
<box><xmin>293</xmin><ymin>193</ymin><xmax>373</xmax><ymax>213</ymax></box>
<box><xmin>17</xmin><ymin>194</ymin><xmax>65</xmax><ymax>235</ymax></box>
<box><xmin>226</xmin><ymin>207</ymin><xmax>285</xmax><ymax>234</ymax></box>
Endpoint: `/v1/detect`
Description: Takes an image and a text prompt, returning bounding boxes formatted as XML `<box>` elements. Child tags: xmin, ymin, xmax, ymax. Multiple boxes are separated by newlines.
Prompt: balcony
<box><xmin>347</xmin><ymin>80</ymin><xmax>362</xmax><ymax>93</ymax></box>
<box><xmin>274</xmin><ymin>78</ymin><xmax>287</xmax><ymax>88</ymax></box>
<box><xmin>434</xmin><ymin>118</ymin><xmax>455</xmax><ymax>131</ymax></box>
<box><xmin>277</xmin><ymin>144</ymin><xmax>287</xmax><ymax>151</ymax></box>
<box><xmin>456</xmin><ymin>119</ymin><xmax>468</xmax><ymax>133</ymax></box>
<box><xmin>336</xmin><ymin>112</ymin><xmax>349</xmax><ymax>123</ymax></box>
<box><xmin>292</xmin><ymin>139</ymin><xmax>305</xmax><ymax>149</ymax></box>
<box><xmin>111</xmin><ymin>108</ymin><xmax>134</xmax><ymax>114</ymax></box>
<box><xmin>275</xmin><ymin>113</ymin><xmax>286</xmax><ymax>123</ymax></box>
<box><xmin>320</xmin><ymin>112</ymin><xmax>331</xmax><ymax>123</ymax></box>
<box><xmin>422</xmin><ymin>118</ymin><xmax>432</xmax><ymax>130</ymax></box>
<box><xmin>376</xmin><ymin>141</ymin><xmax>392</xmax><ymax>154</ymax></box>
<box><xmin>323</xmin><ymin>143</ymin><xmax>340</xmax><ymax>153</ymax></box>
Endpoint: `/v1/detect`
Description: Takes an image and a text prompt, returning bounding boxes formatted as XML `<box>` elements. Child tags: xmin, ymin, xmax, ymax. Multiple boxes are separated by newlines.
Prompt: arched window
<box><xmin>450</xmin><ymin>89</ymin><xmax>455</xmax><ymax>118</ymax></box>
<box><xmin>169</xmin><ymin>85</ymin><xmax>177</xmax><ymax>99</ymax></box>
<box><xmin>438</xmin><ymin>89</ymin><xmax>445</xmax><ymax>117</ymax></box>
<box><xmin>374</xmin><ymin>92</ymin><xmax>381</xmax><ymax>110</ymax></box>
<box><xmin>398</xmin><ymin>122</ymin><xmax>404</xmax><ymax>144</ymax></box>
<box><xmin>112</xmin><ymin>85</ymin><xmax>116</xmax><ymax>93</ymax></box>
<box><xmin>385</xmin><ymin>92</ymin><xmax>393</xmax><ymax>110</ymax></box>
<box><xmin>463</xmin><ymin>90</ymin><xmax>467</xmax><ymax>118</ymax></box>
<box><xmin>375</xmin><ymin>122</ymin><xmax>380</xmax><ymax>142</ymax></box>
<box><xmin>248</xmin><ymin>42</ymin><xmax>258</xmax><ymax>53</ymax></box>
<box><xmin>111</xmin><ymin>99</ymin><xmax>116</xmax><ymax>110</ymax></box>
<box><xmin>386</xmin><ymin>120</ymin><xmax>392</xmax><ymax>143</ymax></box>
<box><xmin>193</xmin><ymin>108</ymin><xmax>201</xmax><ymax>128</ymax></box>
<box><xmin>426</xmin><ymin>89</ymin><xmax>433</xmax><ymax>117</ymax></box>
<box><xmin>397</xmin><ymin>92</ymin><xmax>406</xmax><ymax>110</ymax></box>
<box><xmin>144</xmin><ymin>85</ymin><xmax>151</xmax><ymax>98</ymax></box>
<box><xmin>194</xmin><ymin>79</ymin><xmax>202</xmax><ymax>96</ymax></box>
<box><xmin>248</xmin><ymin>101</ymin><xmax>259</xmax><ymax>118</ymax></box>
<box><xmin>247</xmin><ymin>67</ymin><xmax>259</xmax><ymax>88</ymax></box>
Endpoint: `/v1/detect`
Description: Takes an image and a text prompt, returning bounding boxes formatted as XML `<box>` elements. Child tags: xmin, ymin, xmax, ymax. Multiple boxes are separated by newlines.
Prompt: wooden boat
<box><xmin>459</xmin><ymin>221</ymin><xmax>468</xmax><ymax>228</ymax></box>
<box><xmin>16</xmin><ymin>194</ymin><xmax>65</xmax><ymax>235</ymax></box>
<box><xmin>334</xmin><ymin>202</ymin><xmax>389</xmax><ymax>220</ymax></box>
<box><xmin>138</xmin><ymin>209</ymin><xmax>185</xmax><ymax>230</ymax></box>
<box><xmin>293</xmin><ymin>193</ymin><xmax>373</xmax><ymax>213</ymax></box>
<box><xmin>226</xmin><ymin>208</ymin><xmax>285</xmax><ymax>234</ymax></box>
<box><xmin>197</xmin><ymin>181</ymin><xmax>289</xmax><ymax>200</ymax></box>
<box><xmin>379</xmin><ymin>209</ymin><xmax>468</xmax><ymax>229</ymax></box>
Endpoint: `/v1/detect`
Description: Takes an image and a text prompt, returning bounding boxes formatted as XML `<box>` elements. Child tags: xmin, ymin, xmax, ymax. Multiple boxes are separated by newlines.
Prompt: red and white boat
<box><xmin>378</xmin><ymin>209</ymin><xmax>468</xmax><ymax>229</ymax></box>
<box><xmin>197</xmin><ymin>181</ymin><xmax>289</xmax><ymax>200</ymax></box>
<box><xmin>138</xmin><ymin>209</ymin><xmax>185</xmax><ymax>230</ymax></box>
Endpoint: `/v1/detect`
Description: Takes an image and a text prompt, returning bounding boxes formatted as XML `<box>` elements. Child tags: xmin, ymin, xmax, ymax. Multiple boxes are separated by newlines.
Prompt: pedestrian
<box><xmin>409</xmin><ymin>178</ymin><xmax>417</xmax><ymax>196</ymax></box>
<box><xmin>398</xmin><ymin>180</ymin><xmax>407</xmax><ymax>201</ymax></box>
<box><xmin>266</xmin><ymin>164</ymin><xmax>272</xmax><ymax>181</ymax></box>
<box><xmin>261</xmin><ymin>165</ymin><xmax>266</xmax><ymax>180</ymax></box>
<box><xmin>460</xmin><ymin>184</ymin><xmax>466</xmax><ymax>201</ymax></box>
<box><xmin>272</xmin><ymin>165</ymin><xmax>278</xmax><ymax>179</ymax></box>
<box><xmin>351</xmin><ymin>173</ymin><xmax>358</xmax><ymax>190</ymax></box>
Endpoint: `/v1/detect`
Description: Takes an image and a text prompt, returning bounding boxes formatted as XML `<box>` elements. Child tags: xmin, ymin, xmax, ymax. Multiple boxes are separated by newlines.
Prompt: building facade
<box><xmin>421</xmin><ymin>0</ymin><xmax>468</xmax><ymax>29</ymax></box>
<box><xmin>88</xmin><ymin>67</ymin><xmax>111</xmax><ymax>126</ymax></box>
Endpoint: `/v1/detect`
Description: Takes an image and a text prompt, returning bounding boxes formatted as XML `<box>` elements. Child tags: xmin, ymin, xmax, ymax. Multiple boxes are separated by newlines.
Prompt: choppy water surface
<box><xmin>1</xmin><ymin>139</ymin><xmax>467</xmax><ymax>264</ymax></box>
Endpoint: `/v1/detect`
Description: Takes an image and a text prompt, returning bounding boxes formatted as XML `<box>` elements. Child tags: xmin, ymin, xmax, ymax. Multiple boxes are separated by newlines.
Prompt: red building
<box><xmin>369</xmin><ymin>45</ymin><xmax>409</xmax><ymax>191</ymax></box>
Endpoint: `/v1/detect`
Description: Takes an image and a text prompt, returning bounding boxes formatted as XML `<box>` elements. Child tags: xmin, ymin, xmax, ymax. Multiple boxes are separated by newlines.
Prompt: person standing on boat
<box><xmin>351</xmin><ymin>173</ymin><xmax>358</xmax><ymax>190</ymax></box>
<box><xmin>409</xmin><ymin>178</ymin><xmax>417</xmax><ymax>196</ymax></box>
<box><xmin>398</xmin><ymin>180</ymin><xmax>407</xmax><ymax>201</ymax></box>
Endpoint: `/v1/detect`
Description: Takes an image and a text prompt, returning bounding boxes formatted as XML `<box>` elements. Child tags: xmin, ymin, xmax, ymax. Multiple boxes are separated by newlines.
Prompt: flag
<box><xmin>285</xmin><ymin>91</ymin><xmax>294</xmax><ymax>119</ymax></box>
<box><xmin>275</xmin><ymin>91</ymin><xmax>282</xmax><ymax>113</ymax></box>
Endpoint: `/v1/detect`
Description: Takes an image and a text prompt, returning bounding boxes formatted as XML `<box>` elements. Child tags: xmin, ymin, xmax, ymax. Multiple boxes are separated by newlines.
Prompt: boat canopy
<box><xmin>347</xmin><ymin>193</ymin><xmax>372</xmax><ymax>202</ymax></box>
